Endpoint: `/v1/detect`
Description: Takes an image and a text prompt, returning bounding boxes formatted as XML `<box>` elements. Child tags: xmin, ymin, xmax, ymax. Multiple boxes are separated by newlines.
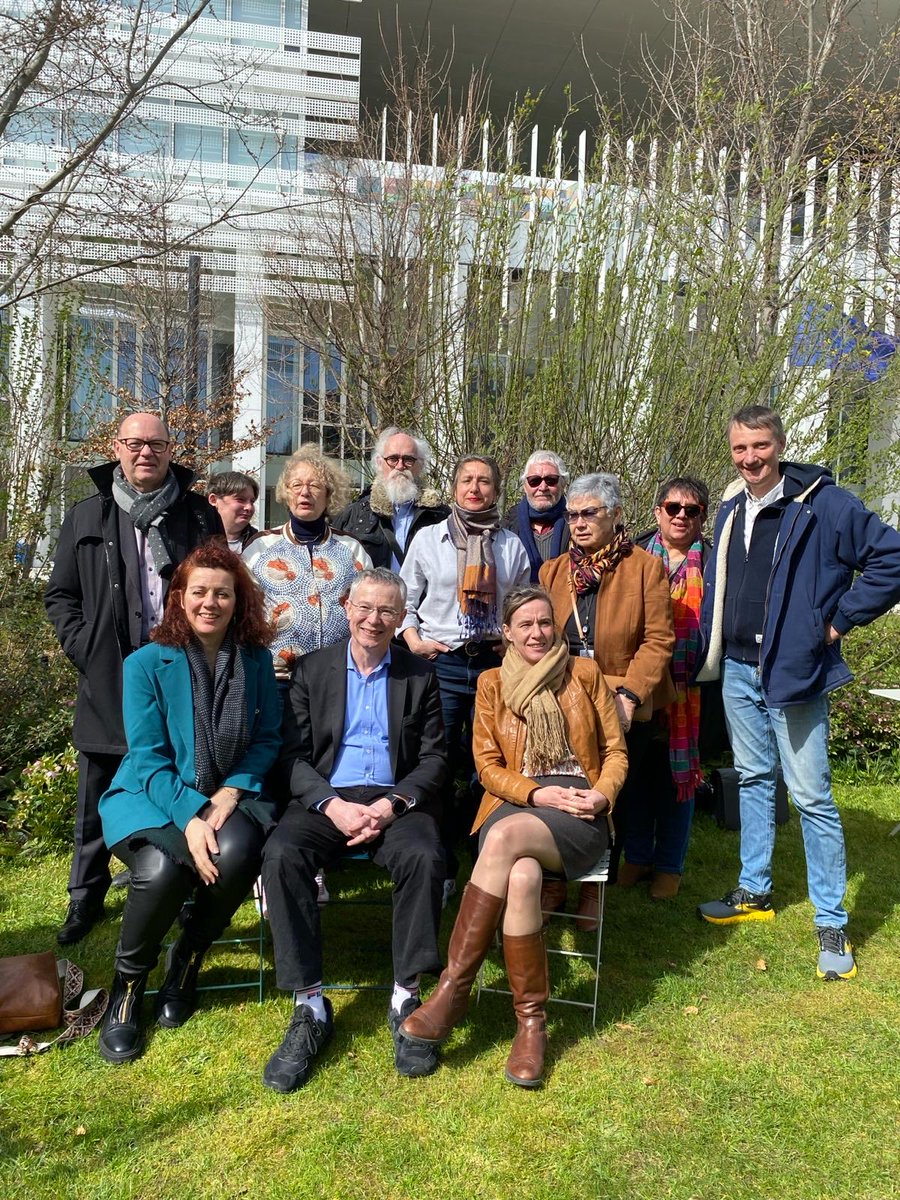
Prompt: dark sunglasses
<box><xmin>526</xmin><ymin>474</ymin><xmax>560</xmax><ymax>488</ymax></box>
<box><xmin>662</xmin><ymin>501</ymin><xmax>705</xmax><ymax>519</ymax></box>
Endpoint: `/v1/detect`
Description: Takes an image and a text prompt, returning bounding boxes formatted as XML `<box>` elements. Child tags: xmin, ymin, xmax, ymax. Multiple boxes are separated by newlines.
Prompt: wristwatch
<box><xmin>390</xmin><ymin>793</ymin><xmax>418</xmax><ymax>817</ymax></box>
<box><xmin>615</xmin><ymin>686</ymin><xmax>641</xmax><ymax>706</ymax></box>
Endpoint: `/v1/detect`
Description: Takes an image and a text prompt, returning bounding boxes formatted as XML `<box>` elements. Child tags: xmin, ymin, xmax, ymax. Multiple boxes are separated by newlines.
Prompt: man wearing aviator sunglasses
<box><xmin>333</xmin><ymin>425</ymin><xmax>449</xmax><ymax>572</ymax></box>
<box><xmin>502</xmin><ymin>450</ymin><xmax>570</xmax><ymax>582</ymax></box>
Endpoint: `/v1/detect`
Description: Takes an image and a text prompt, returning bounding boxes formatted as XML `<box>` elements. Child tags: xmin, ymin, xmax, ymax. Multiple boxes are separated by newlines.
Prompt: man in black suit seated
<box><xmin>261</xmin><ymin>567</ymin><xmax>448</xmax><ymax>1092</ymax></box>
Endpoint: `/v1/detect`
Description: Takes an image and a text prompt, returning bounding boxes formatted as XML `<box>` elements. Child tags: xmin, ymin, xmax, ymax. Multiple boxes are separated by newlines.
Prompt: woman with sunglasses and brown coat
<box><xmin>539</xmin><ymin>473</ymin><xmax>675</xmax><ymax>920</ymax></box>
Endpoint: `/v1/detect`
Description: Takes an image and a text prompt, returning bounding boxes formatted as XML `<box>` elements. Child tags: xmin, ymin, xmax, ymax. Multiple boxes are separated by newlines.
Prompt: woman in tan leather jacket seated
<box><xmin>400</xmin><ymin>585</ymin><xmax>628</xmax><ymax>1087</ymax></box>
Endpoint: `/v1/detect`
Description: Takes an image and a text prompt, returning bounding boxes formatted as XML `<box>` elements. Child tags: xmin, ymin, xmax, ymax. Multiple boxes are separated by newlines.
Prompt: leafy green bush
<box><xmin>829</xmin><ymin>613</ymin><xmax>900</xmax><ymax>769</ymax></box>
<box><xmin>0</xmin><ymin>550</ymin><xmax>76</xmax><ymax>807</ymax></box>
<box><xmin>0</xmin><ymin>745</ymin><xmax>78</xmax><ymax>856</ymax></box>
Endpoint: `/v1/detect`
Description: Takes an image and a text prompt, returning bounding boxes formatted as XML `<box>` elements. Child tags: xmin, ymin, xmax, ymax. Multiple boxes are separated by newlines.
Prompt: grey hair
<box><xmin>520</xmin><ymin>450</ymin><xmax>570</xmax><ymax>485</ymax></box>
<box><xmin>371</xmin><ymin>426</ymin><xmax>432</xmax><ymax>472</ymax></box>
<box><xmin>348</xmin><ymin>566</ymin><xmax>407</xmax><ymax>606</ymax></box>
<box><xmin>568</xmin><ymin>473</ymin><xmax>622</xmax><ymax>512</ymax></box>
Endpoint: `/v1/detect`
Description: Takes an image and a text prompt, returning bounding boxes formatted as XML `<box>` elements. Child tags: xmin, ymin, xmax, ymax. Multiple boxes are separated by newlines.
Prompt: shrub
<box><xmin>0</xmin><ymin>744</ymin><xmax>78</xmax><ymax>856</ymax></box>
<box><xmin>829</xmin><ymin>613</ymin><xmax>900</xmax><ymax>769</ymax></box>
<box><xmin>0</xmin><ymin>551</ymin><xmax>76</xmax><ymax>809</ymax></box>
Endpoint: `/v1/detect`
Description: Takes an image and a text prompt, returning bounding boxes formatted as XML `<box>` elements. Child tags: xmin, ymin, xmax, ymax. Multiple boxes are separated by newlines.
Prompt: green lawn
<box><xmin>1</xmin><ymin>782</ymin><xmax>898</xmax><ymax>1200</ymax></box>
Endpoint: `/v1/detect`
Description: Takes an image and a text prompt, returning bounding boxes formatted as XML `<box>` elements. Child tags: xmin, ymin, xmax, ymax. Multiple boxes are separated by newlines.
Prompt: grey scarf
<box><xmin>112</xmin><ymin>466</ymin><xmax>181</xmax><ymax>573</ymax></box>
<box><xmin>185</xmin><ymin>634</ymin><xmax>249</xmax><ymax>797</ymax></box>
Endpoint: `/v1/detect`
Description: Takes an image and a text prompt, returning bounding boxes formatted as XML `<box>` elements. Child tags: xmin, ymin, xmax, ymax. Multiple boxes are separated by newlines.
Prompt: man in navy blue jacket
<box><xmin>695</xmin><ymin>405</ymin><xmax>900</xmax><ymax>979</ymax></box>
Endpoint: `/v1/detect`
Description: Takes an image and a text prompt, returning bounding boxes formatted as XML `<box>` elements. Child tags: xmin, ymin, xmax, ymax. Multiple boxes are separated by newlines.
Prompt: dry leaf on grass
<box><xmin>615</xmin><ymin>1022</ymin><xmax>637</xmax><ymax>1032</ymax></box>
<box><xmin>683</xmin><ymin>1005</ymin><xmax>700</xmax><ymax>1015</ymax></box>
<box><xmin>756</xmin><ymin>958</ymin><xmax>768</xmax><ymax>971</ymax></box>
<box><xmin>75</xmin><ymin>1126</ymin><xmax>86</xmax><ymax>1136</ymax></box>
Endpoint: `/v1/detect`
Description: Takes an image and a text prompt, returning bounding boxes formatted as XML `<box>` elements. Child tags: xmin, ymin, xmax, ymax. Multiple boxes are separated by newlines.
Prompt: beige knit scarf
<box><xmin>499</xmin><ymin>636</ymin><xmax>570</xmax><ymax>775</ymax></box>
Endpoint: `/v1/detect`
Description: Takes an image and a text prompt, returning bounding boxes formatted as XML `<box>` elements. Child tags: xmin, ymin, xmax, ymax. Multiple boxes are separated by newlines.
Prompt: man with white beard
<box><xmin>332</xmin><ymin>427</ymin><xmax>449</xmax><ymax>570</ymax></box>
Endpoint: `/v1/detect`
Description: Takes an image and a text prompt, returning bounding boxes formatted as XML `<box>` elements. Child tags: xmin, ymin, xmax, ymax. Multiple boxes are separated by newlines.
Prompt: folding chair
<box><xmin>147</xmin><ymin>883</ymin><xmax>267</xmax><ymax>1003</ymax></box>
<box><xmin>476</xmin><ymin>848</ymin><xmax>611</xmax><ymax>1026</ymax></box>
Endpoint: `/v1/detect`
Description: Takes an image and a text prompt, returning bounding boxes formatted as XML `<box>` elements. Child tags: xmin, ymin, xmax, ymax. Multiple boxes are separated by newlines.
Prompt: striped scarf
<box><xmin>648</xmin><ymin>533</ymin><xmax>704</xmax><ymax>802</ymax></box>
<box><xmin>446</xmin><ymin>503</ymin><xmax>501</xmax><ymax>639</ymax></box>
<box><xmin>569</xmin><ymin>526</ymin><xmax>632</xmax><ymax>594</ymax></box>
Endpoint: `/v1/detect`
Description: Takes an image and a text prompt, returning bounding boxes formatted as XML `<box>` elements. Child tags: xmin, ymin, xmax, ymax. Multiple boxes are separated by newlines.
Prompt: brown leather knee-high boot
<box><xmin>503</xmin><ymin>929</ymin><xmax>549</xmax><ymax>1087</ymax></box>
<box><xmin>400</xmin><ymin>882</ymin><xmax>504</xmax><ymax>1045</ymax></box>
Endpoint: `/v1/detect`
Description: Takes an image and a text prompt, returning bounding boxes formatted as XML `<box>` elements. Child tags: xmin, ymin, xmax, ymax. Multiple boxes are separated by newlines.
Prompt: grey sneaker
<box><xmin>816</xmin><ymin>927</ymin><xmax>857</xmax><ymax>981</ymax></box>
<box><xmin>697</xmin><ymin>886</ymin><xmax>775</xmax><ymax>924</ymax></box>
<box><xmin>389</xmin><ymin>997</ymin><xmax>439</xmax><ymax>1078</ymax></box>
<box><xmin>263</xmin><ymin>999</ymin><xmax>334</xmax><ymax>1093</ymax></box>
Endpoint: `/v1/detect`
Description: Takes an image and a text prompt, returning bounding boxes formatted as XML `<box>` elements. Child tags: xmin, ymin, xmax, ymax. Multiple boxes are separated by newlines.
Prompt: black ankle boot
<box><xmin>155</xmin><ymin>937</ymin><xmax>207</xmax><ymax>1029</ymax></box>
<box><xmin>99</xmin><ymin>971</ymin><xmax>148</xmax><ymax>1064</ymax></box>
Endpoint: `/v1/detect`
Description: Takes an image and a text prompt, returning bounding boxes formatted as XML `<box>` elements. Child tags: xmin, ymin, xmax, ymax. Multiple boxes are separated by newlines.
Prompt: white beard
<box><xmin>382</xmin><ymin>474</ymin><xmax>420</xmax><ymax>505</ymax></box>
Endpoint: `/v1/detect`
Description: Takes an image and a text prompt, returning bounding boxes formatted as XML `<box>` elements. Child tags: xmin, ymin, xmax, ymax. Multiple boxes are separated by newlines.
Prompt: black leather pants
<box><xmin>111</xmin><ymin>809</ymin><xmax>265</xmax><ymax>976</ymax></box>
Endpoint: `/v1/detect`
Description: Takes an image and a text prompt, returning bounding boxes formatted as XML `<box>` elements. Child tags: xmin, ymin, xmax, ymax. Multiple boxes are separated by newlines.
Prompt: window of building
<box><xmin>174</xmin><ymin>122</ymin><xmax>224</xmax><ymax>164</ymax></box>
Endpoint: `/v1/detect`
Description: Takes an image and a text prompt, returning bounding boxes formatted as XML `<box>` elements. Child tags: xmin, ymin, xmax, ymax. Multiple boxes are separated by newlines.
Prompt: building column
<box><xmin>232</xmin><ymin>284</ymin><xmax>267</xmax><ymax>500</ymax></box>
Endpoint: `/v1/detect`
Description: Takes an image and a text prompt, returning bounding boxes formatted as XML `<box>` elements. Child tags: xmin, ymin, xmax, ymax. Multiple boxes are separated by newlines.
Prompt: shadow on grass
<box><xmin>3</xmin><ymin>795</ymin><xmax>896</xmax><ymax>1091</ymax></box>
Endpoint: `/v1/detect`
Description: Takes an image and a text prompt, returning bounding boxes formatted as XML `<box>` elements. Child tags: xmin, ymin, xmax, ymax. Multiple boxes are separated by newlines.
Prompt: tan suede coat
<box><xmin>471</xmin><ymin>657</ymin><xmax>629</xmax><ymax>833</ymax></box>
<box><xmin>539</xmin><ymin>547</ymin><xmax>676</xmax><ymax>720</ymax></box>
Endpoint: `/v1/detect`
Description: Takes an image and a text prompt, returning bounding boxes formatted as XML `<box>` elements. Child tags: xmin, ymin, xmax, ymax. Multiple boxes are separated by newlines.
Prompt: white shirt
<box><xmin>743</xmin><ymin>477</ymin><xmax>785</xmax><ymax>553</ymax></box>
<box><xmin>399</xmin><ymin>520</ymin><xmax>530</xmax><ymax>648</ymax></box>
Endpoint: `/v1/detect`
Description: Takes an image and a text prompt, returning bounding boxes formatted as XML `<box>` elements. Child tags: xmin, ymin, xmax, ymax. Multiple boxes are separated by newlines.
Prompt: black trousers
<box><xmin>262</xmin><ymin>790</ymin><xmax>445</xmax><ymax>991</ymax></box>
<box><xmin>111</xmin><ymin>809</ymin><xmax>265</xmax><ymax>976</ymax></box>
<box><xmin>70</xmin><ymin>751</ymin><xmax>122</xmax><ymax>903</ymax></box>
<box><xmin>607</xmin><ymin>719</ymin><xmax>654</xmax><ymax>884</ymax></box>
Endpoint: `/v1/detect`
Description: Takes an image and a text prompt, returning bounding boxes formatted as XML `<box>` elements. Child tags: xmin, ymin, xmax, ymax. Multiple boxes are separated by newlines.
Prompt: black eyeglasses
<box><xmin>662</xmin><ymin>501</ymin><xmax>705</xmax><ymax>519</ymax></box>
<box><xmin>526</xmin><ymin>474</ymin><xmax>560</xmax><ymax>488</ymax></box>
<box><xmin>383</xmin><ymin>454</ymin><xmax>419</xmax><ymax>467</ymax></box>
<box><xmin>116</xmin><ymin>438</ymin><xmax>170</xmax><ymax>454</ymax></box>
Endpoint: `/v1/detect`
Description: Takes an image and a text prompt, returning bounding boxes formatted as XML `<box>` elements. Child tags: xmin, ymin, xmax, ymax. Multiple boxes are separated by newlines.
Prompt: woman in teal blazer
<box><xmin>97</xmin><ymin>542</ymin><xmax>280</xmax><ymax>1064</ymax></box>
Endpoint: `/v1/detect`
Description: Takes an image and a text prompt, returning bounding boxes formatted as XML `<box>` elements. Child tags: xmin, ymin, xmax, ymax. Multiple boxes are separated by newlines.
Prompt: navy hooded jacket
<box><xmin>694</xmin><ymin>461</ymin><xmax>900</xmax><ymax>706</ymax></box>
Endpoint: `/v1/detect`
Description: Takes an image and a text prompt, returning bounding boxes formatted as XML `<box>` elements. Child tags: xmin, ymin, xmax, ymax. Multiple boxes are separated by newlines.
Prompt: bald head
<box><xmin>114</xmin><ymin>412</ymin><xmax>173</xmax><ymax>493</ymax></box>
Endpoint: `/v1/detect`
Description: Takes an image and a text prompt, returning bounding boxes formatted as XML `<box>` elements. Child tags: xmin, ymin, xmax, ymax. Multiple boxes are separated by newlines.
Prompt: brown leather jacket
<box><xmin>539</xmin><ymin>546</ymin><xmax>676</xmax><ymax>719</ymax></box>
<box><xmin>471</xmin><ymin>657</ymin><xmax>629</xmax><ymax>832</ymax></box>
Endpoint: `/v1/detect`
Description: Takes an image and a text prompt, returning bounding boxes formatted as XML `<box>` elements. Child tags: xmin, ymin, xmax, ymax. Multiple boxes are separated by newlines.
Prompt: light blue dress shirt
<box><xmin>329</xmin><ymin>643</ymin><xmax>395</xmax><ymax>789</ymax></box>
<box><xmin>391</xmin><ymin>500</ymin><xmax>415</xmax><ymax>571</ymax></box>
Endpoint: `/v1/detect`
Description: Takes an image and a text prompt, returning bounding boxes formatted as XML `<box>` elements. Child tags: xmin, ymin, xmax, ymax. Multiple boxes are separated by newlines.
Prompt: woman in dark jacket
<box><xmin>97</xmin><ymin>543</ymin><xmax>280</xmax><ymax>1063</ymax></box>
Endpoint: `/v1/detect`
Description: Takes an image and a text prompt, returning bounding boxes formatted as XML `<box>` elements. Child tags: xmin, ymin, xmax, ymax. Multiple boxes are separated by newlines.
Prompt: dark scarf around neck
<box><xmin>516</xmin><ymin>494</ymin><xmax>567</xmax><ymax>581</ymax></box>
<box><xmin>185</xmin><ymin>632</ymin><xmax>249</xmax><ymax>796</ymax></box>
<box><xmin>112</xmin><ymin>465</ymin><xmax>180</xmax><ymax>572</ymax></box>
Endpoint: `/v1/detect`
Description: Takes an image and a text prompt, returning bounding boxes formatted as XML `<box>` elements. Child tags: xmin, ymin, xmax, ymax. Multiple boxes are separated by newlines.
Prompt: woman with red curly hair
<box><xmin>96</xmin><ymin>543</ymin><xmax>280</xmax><ymax>1064</ymax></box>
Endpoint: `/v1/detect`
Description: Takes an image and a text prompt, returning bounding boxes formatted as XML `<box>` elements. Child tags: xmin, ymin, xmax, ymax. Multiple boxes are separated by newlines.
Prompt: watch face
<box><xmin>391</xmin><ymin>796</ymin><xmax>408</xmax><ymax>816</ymax></box>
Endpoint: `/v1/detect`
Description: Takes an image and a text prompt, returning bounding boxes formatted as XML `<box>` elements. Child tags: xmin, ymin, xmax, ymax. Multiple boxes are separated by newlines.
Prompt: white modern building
<box><xmin>1</xmin><ymin>0</ymin><xmax>896</xmax><ymax>536</ymax></box>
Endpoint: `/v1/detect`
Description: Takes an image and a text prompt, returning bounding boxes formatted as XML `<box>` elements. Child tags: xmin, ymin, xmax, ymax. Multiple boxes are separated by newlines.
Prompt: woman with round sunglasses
<box><xmin>630</xmin><ymin>477</ymin><xmax>712</xmax><ymax>898</ymax></box>
<box><xmin>539</xmin><ymin>473</ymin><xmax>675</xmax><ymax>925</ymax></box>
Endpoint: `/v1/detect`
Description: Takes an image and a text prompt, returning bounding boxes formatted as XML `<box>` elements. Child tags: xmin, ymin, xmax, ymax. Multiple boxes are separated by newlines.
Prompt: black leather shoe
<box><xmin>155</xmin><ymin>939</ymin><xmax>207</xmax><ymax>1029</ymax></box>
<box><xmin>57</xmin><ymin>897</ymin><xmax>105</xmax><ymax>945</ymax></box>
<box><xmin>389</xmin><ymin>997</ymin><xmax>439</xmax><ymax>1078</ymax></box>
<box><xmin>263</xmin><ymin>999</ymin><xmax>334</xmax><ymax>1093</ymax></box>
<box><xmin>98</xmin><ymin>971</ymin><xmax>148</xmax><ymax>1064</ymax></box>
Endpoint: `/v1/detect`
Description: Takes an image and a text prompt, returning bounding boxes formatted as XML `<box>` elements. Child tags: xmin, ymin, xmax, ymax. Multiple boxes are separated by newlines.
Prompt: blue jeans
<box><xmin>721</xmin><ymin>658</ymin><xmax>848</xmax><ymax>928</ymax></box>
